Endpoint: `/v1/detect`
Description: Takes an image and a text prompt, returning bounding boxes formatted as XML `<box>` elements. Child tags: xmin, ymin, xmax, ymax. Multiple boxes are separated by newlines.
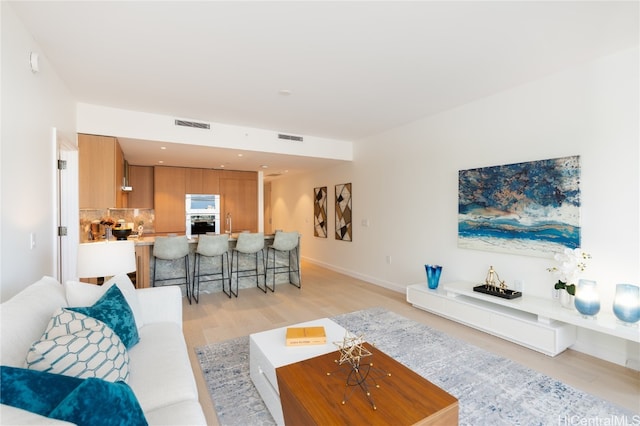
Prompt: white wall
<box><xmin>271</xmin><ymin>48</ymin><xmax>639</xmax><ymax>366</ymax></box>
<box><xmin>0</xmin><ymin>3</ymin><xmax>77</xmax><ymax>300</ymax></box>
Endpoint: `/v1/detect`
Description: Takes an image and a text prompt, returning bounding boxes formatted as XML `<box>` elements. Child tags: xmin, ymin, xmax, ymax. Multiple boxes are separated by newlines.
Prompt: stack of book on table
<box><xmin>285</xmin><ymin>326</ymin><xmax>326</xmax><ymax>346</ymax></box>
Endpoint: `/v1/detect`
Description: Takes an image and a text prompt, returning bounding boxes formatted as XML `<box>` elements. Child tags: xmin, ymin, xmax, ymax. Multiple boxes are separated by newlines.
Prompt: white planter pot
<box><xmin>559</xmin><ymin>290</ymin><xmax>575</xmax><ymax>309</ymax></box>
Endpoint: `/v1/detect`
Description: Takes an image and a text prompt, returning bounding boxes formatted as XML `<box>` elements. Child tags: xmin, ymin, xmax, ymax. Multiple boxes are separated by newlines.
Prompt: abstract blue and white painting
<box><xmin>458</xmin><ymin>156</ymin><xmax>581</xmax><ymax>258</ymax></box>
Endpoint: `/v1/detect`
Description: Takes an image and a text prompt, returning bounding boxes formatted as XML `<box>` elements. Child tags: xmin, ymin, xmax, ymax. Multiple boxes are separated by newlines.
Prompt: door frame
<box><xmin>52</xmin><ymin>128</ymin><xmax>79</xmax><ymax>283</ymax></box>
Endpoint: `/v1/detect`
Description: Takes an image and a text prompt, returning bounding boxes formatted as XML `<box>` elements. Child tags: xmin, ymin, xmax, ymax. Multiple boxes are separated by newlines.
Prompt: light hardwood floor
<box><xmin>182</xmin><ymin>261</ymin><xmax>640</xmax><ymax>425</ymax></box>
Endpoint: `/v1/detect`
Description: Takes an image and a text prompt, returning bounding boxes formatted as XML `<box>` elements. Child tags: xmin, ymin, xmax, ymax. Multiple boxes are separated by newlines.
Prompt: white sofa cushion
<box><xmin>25</xmin><ymin>308</ymin><xmax>130</xmax><ymax>383</ymax></box>
<box><xmin>144</xmin><ymin>400</ymin><xmax>208</xmax><ymax>425</ymax></box>
<box><xmin>0</xmin><ymin>277</ymin><xmax>67</xmax><ymax>367</ymax></box>
<box><xmin>136</xmin><ymin>286</ymin><xmax>183</xmax><ymax>326</ymax></box>
<box><xmin>65</xmin><ymin>274</ymin><xmax>144</xmax><ymax>328</ymax></box>
<box><xmin>127</xmin><ymin>322</ymin><xmax>198</xmax><ymax>412</ymax></box>
<box><xmin>0</xmin><ymin>404</ymin><xmax>74</xmax><ymax>425</ymax></box>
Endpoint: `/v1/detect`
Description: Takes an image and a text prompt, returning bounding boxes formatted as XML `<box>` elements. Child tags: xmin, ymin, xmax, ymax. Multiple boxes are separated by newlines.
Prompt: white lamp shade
<box><xmin>77</xmin><ymin>241</ymin><xmax>136</xmax><ymax>278</ymax></box>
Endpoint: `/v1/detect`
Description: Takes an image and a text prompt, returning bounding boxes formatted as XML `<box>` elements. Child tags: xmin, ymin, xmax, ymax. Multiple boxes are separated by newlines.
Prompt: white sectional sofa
<box><xmin>0</xmin><ymin>275</ymin><xmax>206</xmax><ymax>425</ymax></box>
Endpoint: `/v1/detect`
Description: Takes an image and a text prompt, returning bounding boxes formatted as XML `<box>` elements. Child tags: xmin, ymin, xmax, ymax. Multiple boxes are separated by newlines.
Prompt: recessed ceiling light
<box><xmin>261</xmin><ymin>165</ymin><xmax>268</xmax><ymax>169</ymax></box>
<box><xmin>237</xmin><ymin>153</ymin><xmax>243</xmax><ymax>157</ymax></box>
<box><xmin>220</xmin><ymin>165</ymin><xmax>225</xmax><ymax>168</ymax></box>
<box><xmin>278</xmin><ymin>89</ymin><xmax>292</xmax><ymax>96</ymax></box>
<box><xmin>160</xmin><ymin>146</ymin><xmax>166</xmax><ymax>150</ymax></box>
<box><xmin>158</xmin><ymin>160</ymin><xmax>164</xmax><ymax>164</ymax></box>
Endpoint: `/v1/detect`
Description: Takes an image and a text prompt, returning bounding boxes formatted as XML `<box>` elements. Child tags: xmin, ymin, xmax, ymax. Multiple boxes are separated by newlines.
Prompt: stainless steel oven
<box><xmin>187</xmin><ymin>214</ymin><xmax>220</xmax><ymax>237</ymax></box>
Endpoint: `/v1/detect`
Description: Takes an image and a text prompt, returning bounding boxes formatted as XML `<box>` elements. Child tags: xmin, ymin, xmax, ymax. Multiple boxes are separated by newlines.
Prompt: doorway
<box><xmin>53</xmin><ymin>128</ymin><xmax>79</xmax><ymax>283</ymax></box>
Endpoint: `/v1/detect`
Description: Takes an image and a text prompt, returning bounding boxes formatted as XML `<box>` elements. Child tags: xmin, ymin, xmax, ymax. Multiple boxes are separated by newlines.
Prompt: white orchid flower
<box><xmin>548</xmin><ymin>247</ymin><xmax>591</xmax><ymax>286</ymax></box>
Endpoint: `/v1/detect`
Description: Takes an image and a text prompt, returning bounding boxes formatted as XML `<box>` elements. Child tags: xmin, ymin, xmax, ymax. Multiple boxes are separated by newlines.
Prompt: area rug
<box><xmin>195</xmin><ymin>307</ymin><xmax>637</xmax><ymax>425</ymax></box>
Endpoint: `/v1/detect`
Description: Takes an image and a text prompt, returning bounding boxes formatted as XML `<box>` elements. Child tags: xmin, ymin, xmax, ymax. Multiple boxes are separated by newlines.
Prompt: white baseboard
<box><xmin>570</xmin><ymin>330</ymin><xmax>640</xmax><ymax>371</ymax></box>
<box><xmin>302</xmin><ymin>256</ymin><xmax>405</xmax><ymax>294</ymax></box>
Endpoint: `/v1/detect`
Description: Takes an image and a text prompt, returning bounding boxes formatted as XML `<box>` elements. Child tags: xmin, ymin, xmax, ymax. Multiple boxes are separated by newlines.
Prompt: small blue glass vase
<box><xmin>613</xmin><ymin>284</ymin><xmax>640</xmax><ymax>324</ymax></box>
<box><xmin>425</xmin><ymin>265</ymin><xmax>442</xmax><ymax>289</ymax></box>
<box><xmin>574</xmin><ymin>279</ymin><xmax>600</xmax><ymax>318</ymax></box>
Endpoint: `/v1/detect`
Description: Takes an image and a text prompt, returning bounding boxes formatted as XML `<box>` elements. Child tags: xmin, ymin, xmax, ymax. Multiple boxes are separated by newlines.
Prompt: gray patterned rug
<box><xmin>195</xmin><ymin>307</ymin><xmax>637</xmax><ymax>425</ymax></box>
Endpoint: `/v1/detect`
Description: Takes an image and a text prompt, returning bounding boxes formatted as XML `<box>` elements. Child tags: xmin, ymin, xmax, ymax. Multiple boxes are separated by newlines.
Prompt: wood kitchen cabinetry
<box><xmin>186</xmin><ymin>168</ymin><xmax>220</xmax><ymax>194</ymax></box>
<box><xmin>203</xmin><ymin>169</ymin><xmax>220</xmax><ymax>193</ymax></box>
<box><xmin>78</xmin><ymin>134</ymin><xmax>127</xmax><ymax>209</ymax></box>
<box><xmin>185</xmin><ymin>168</ymin><xmax>204</xmax><ymax>194</ymax></box>
<box><xmin>152</xmin><ymin>166</ymin><xmax>256</xmax><ymax>234</ymax></box>
<box><xmin>154</xmin><ymin>166</ymin><xmax>187</xmax><ymax>233</ymax></box>
<box><xmin>134</xmin><ymin>245</ymin><xmax>151</xmax><ymax>288</ymax></box>
<box><xmin>128</xmin><ymin>165</ymin><xmax>154</xmax><ymax>208</ymax></box>
<box><xmin>220</xmin><ymin>170</ymin><xmax>258</xmax><ymax>232</ymax></box>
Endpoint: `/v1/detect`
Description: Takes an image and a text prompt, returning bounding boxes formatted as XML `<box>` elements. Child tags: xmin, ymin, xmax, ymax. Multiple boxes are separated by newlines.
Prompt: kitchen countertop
<box><xmin>129</xmin><ymin>233</ymin><xmax>275</xmax><ymax>246</ymax></box>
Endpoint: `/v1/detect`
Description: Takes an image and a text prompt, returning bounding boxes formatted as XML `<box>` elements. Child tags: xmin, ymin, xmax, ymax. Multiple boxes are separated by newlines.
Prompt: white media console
<box><xmin>406</xmin><ymin>281</ymin><xmax>639</xmax><ymax>357</ymax></box>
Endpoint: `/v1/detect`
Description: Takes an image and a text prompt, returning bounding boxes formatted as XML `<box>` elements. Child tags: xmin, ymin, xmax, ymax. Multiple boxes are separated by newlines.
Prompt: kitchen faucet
<box><xmin>225</xmin><ymin>213</ymin><xmax>232</xmax><ymax>234</ymax></box>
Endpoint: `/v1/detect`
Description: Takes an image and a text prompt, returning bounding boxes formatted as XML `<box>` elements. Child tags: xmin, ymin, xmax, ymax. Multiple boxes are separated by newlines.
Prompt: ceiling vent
<box><xmin>175</xmin><ymin>119</ymin><xmax>210</xmax><ymax>130</ymax></box>
<box><xmin>267</xmin><ymin>173</ymin><xmax>283</xmax><ymax>177</ymax></box>
<box><xmin>278</xmin><ymin>133</ymin><xmax>303</xmax><ymax>142</ymax></box>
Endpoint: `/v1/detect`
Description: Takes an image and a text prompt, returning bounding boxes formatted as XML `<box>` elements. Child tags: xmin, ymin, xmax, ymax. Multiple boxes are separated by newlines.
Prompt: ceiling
<box><xmin>9</xmin><ymin>1</ymin><xmax>638</xmax><ymax>178</ymax></box>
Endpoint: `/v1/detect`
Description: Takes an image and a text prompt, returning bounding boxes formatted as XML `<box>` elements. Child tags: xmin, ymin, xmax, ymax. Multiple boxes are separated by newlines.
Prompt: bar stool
<box><xmin>230</xmin><ymin>232</ymin><xmax>265</xmax><ymax>296</ymax></box>
<box><xmin>265</xmin><ymin>231</ymin><xmax>301</xmax><ymax>291</ymax></box>
<box><xmin>152</xmin><ymin>235</ymin><xmax>192</xmax><ymax>304</ymax></box>
<box><xmin>193</xmin><ymin>234</ymin><xmax>230</xmax><ymax>301</ymax></box>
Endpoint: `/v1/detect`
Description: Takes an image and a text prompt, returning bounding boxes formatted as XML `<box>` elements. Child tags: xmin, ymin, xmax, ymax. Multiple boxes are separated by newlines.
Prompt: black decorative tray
<box><xmin>473</xmin><ymin>285</ymin><xmax>522</xmax><ymax>300</ymax></box>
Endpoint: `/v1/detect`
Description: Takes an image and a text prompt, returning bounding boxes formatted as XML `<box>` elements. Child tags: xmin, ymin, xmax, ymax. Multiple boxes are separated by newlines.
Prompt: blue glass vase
<box><xmin>574</xmin><ymin>279</ymin><xmax>600</xmax><ymax>318</ymax></box>
<box><xmin>613</xmin><ymin>284</ymin><xmax>640</xmax><ymax>324</ymax></box>
<box><xmin>425</xmin><ymin>265</ymin><xmax>442</xmax><ymax>289</ymax></box>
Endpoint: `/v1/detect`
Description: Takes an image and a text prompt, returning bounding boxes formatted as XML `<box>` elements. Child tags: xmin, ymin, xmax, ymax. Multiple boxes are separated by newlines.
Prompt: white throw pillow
<box><xmin>65</xmin><ymin>274</ymin><xmax>144</xmax><ymax>328</ymax></box>
<box><xmin>25</xmin><ymin>308</ymin><xmax>129</xmax><ymax>383</ymax></box>
<box><xmin>0</xmin><ymin>276</ymin><xmax>67</xmax><ymax>367</ymax></box>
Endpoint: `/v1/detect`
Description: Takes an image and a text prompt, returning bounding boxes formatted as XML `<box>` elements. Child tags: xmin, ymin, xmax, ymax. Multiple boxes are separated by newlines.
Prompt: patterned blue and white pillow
<box><xmin>25</xmin><ymin>308</ymin><xmax>129</xmax><ymax>383</ymax></box>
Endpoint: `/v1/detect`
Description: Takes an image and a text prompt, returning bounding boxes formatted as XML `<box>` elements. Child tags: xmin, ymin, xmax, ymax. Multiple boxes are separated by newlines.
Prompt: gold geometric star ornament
<box><xmin>327</xmin><ymin>332</ymin><xmax>390</xmax><ymax>409</ymax></box>
<box><xmin>334</xmin><ymin>333</ymin><xmax>372</xmax><ymax>368</ymax></box>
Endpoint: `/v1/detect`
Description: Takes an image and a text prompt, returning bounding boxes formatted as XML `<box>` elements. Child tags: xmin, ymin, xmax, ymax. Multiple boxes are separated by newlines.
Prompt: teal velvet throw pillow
<box><xmin>49</xmin><ymin>377</ymin><xmax>147</xmax><ymax>426</ymax></box>
<box><xmin>1</xmin><ymin>366</ymin><xmax>148</xmax><ymax>426</ymax></box>
<box><xmin>68</xmin><ymin>284</ymin><xmax>140</xmax><ymax>348</ymax></box>
<box><xmin>1</xmin><ymin>365</ymin><xmax>80</xmax><ymax>415</ymax></box>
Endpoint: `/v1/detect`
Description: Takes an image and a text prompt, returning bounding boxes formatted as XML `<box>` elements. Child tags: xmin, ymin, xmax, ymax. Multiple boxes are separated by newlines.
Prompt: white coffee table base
<box><xmin>249</xmin><ymin>318</ymin><xmax>347</xmax><ymax>426</ymax></box>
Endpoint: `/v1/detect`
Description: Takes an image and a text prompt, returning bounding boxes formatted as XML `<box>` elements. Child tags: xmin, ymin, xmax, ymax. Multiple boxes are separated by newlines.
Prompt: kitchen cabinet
<box><xmin>220</xmin><ymin>170</ymin><xmax>258</xmax><ymax>232</ymax></box>
<box><xmin>186</xmin><ymin>168</ymin><xmax>204</xmax><ymax>194</ymax></box>
<box><xmin>186</xmin><ymin>168</ymin><xmax>220</xmax><ymax>194</ymax></box>
<box><xmin>263</xmin><ymin>181</ymin><xmax>272</xmax><ymax>234</ymax></box>
<box><xmin>155</xmin><ymin>166</ymin><xmax>222</xmax><ymax>233</ymax></box>
<box><xmin>78</xmin><ymin>134</ymin><xmax>127</xmax><ymax>209</ymax></box>
<box><xmin>128</xmin><ymin>165</ymin><xmax>154</xmax><ymax>208</ymax></box>
<box><xmin>134</xmin><ymin>244</ymin><xmax>150</xmax><ymax>288</ymax></box>
<box><xmin>203</xmin><ymin>169</ymin><xmax>220</xmax><ymax>194</ymax></box>
<box><xmin>154</xmin><ymin>166</ymin><xmax>187</xmax><ymax>233</ymax></box>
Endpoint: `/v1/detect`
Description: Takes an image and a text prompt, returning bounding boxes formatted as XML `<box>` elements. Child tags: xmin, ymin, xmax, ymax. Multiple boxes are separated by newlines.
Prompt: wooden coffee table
<box><xmin>276</xmin><ymin>343</ymin><xmax>458</xmax><ymax>425</ymax></box>
<box><xmin>249</xmin><ymin>318</ymin><xmax>348</xmax><ymax>425</ymax></box>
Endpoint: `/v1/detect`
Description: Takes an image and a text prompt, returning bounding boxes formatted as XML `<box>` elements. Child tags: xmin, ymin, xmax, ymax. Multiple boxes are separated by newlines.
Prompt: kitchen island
<box><xmin>132</xmin><ymin>233</ymin><xmax>300</xmax><ymax>294</ymax></box>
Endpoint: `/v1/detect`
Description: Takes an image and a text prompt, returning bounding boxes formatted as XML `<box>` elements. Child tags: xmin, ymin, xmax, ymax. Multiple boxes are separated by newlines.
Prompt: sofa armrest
<box><xmin>136</xmin><ymin>287</ymin><xmax>182</xmax><ymax>326</ymax></box>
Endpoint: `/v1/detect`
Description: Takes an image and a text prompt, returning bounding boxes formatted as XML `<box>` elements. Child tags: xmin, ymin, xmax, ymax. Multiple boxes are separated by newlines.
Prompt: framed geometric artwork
<box><xmin>335</xmin><ymin>183</ymin><xmax>352</xmax><ymax>241</ymax></box>
<box><xmin>458</xmin><ymin>155</ymin><xmax>581</xmax><ymax>258</ymax></box>
<box><xmin>313</xmin><ymin>186</ymin><xmax>327</xmax><ymax>238</ymax></box>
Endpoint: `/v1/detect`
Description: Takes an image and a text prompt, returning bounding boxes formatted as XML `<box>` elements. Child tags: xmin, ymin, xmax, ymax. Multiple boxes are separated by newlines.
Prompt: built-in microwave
<box><xmin>186</xmin><ymin>194</ymin><xmax>220</xmax><ymax>214</ymax></box>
